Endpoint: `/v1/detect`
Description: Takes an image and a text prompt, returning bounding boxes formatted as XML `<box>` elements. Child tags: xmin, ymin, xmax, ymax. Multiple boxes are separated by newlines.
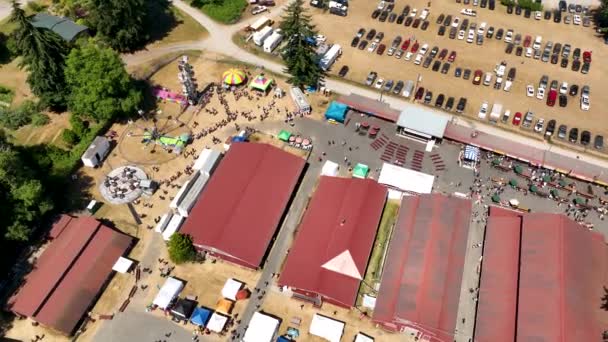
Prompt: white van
<box><xmin>402</xmin><ymin>80</ymin><xmax>415</xmax><ymax>98</ymax></box>
<box><xmin>414</xmin><ymin>54</ymin><xmax>423</xmax><ymax>65</ymax></box>
<box><xmin>533</xmin><ymin>36</ymin><xmax>542</xmax><ymax>50</ymax></box>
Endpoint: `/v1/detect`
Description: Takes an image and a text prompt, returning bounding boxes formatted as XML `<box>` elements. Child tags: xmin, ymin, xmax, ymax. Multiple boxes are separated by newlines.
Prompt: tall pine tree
<box><xmin>86</xmin><ymin>0</ymin><xmax>148</xmax><ymax>52</ymax></box>
<box><xmin>10</xmin><ymin>0</ymin><xmax>67</xmax><ymax>108</ymax></box>
<box><xmin>279</xmin><ymin>0</ymin><xmax>324</xmax><ymax>88</ymax></box>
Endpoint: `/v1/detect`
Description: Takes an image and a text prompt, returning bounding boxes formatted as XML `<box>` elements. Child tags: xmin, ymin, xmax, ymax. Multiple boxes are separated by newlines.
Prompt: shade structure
<box><xmin>153</xmin><ymin>277</ymin><xmax>184</xmax><ymax>310</ymax></box>
<box><xmin>243</xmin><ymin>311</ymin><xmax>281</xmax><ymax>342</ymax></box>
<box><xmin>190</xmin><ymin>307</ymin><xmax>212</xmax><ymax>326</ymax></box>
<box><xmin>529</xmin><ymin>185</ymin><xmax>538</xmax><ymax>193</ymax></box>
<box><xmin>249</xmin><ymin>74</ymin><xmax>273</xmax><ymax>92</ymax></box>
<box><xmin>325</xmin><ymin>101</ymin><xmax>348</xmax><ymax>123</ymax></box>
<box><xmin>170</xmin><ymin>298</ymin><xmax>196</xmax><ymax>319</ymax></box>
<box><xmin>222</xmin><ymin>68</ymin><xmax>246</xmax><ymax>85</ymax></box>
<box><xmin>352</xmin><ymin>163</ymin><xmax>369</xmax><ymax>179</ymax></box>
<box><xmin>310</xmin><ymin>314</ymin><xmax>345</xmax><ymax>342</ymax></box>
<box><xmin>491</xmin><ymin>194</ymin><xmax>501</xmax><ymax>203</ymax></box>
<box><xmin>207</xmin><ymin>312</ymin><xmax>229</xmax><ymax>333</ymax></box>
<box><xmin>216</xmin><ymin>298</ymin><xmax>234</xmax><ymax>314</ymax></box>
<box><xmin>112</xmin><ymin>257</ymin><xmax>133</xmax><ymax>273</ymax></box>
<box><xmin>574</xmin><ymin>197</ymin><xmax>585</xmax><ymax>205</ymax></box>
<box><xmin>463</xmin><ymin>145</ymin><xmax>480</xmax><ymax>162</ymax></box>
<box><xmin>509</xmin><ymin>179</ymin><xmax>517</xmax><ymax>187</ymax></box>
<box><xmin>514</xmin><ymin>165</ymin><xmax>523</xmax><ymax>174</ymax></box>
<box><xmin>278</xmin><ymin>130</ymin><xmax>292</xmax><ymax>142</ymax></box>
<box><xmin>221</xmin><ymin>278</ymin><xmax>243</xmax><ymax>301</ymax></box>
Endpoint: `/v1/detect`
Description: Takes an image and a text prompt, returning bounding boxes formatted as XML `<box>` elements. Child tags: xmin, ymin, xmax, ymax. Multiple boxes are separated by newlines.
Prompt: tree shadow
<box><xmin>0</xmin><ymin>33</ymin><xmax>13</xmax><ymax>65</ymax></box>
<box><xmin>140</xmin><ymin>0</ymin><xmax>180</xmax><ymax>49</ymax></box>
<box><xmin>602</xmin><ymin>286</ymin><xmax>608</xmax><ymax>311</ymax></box>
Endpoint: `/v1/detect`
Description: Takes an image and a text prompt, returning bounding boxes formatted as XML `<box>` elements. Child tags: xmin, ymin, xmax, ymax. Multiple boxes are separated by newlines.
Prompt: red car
<box><xmin>411</xmin><ymin>42</ymin><xmax>420</xmax><ymax>53</ymax></box>
<box><xmin>512</xmin><ymin>112</ymin><xmax>522</xmax><ymax>125</ymax></box>
<box><xmin>377</xmin><ymin>44</ymin><xmax>386</xmax><ymax>55</ymax></box>
<box><xmin>415</xmin><ymin>87</ymin><xmax>425</xmax><ymax>100</ymax></box>
<box><xmin>546</xmin><ymin>89</ymin><xmax>557</xmax><ymax>106</ymax></box>
<box><xmin>438</xmin><ymin>48</ymin><xmax>448</xmax><ymax>60</ymax></box>
<box><xmin>523</xmin><ymin>35</ymin><xmax>532</xmax><ymax>48</ymax></box>
<box><xmin>472</xmin><ymin>69</ymin><xmax>483</xmax><ymax>85</ymax></box>
<box><xmin>448</xmin><ymin>51</ymin><xmax>457</xmax><ymax>63</ymax></box>
<box><xmin>583</xmin><ymin>51</ymin><xmax>592</xmax><ymax>63</ymax></box>
<box><xmin>401</xmin><ymin>39</ymin><xmax>411</xmax><ymax>51</ymax></box>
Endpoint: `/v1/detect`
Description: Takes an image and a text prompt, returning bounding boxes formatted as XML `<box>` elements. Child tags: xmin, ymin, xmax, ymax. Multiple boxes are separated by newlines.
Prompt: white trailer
<box><xmin>193</xmin><ymin>148</ymin><xmax>222</xmax><ymax>176</ymax></box>
<box><xmin>177</xmin><ymin>173</ymin><xmax>210</xmax><ymax>217</ymax></box>
<box><xmin>263</xmin><ymin>31</ymin><xmax>283</xmax><ymax>53</ymax></box>
<box><xmin>249</xmin><ymin>16</ymin><xmax>272</xmax><ymax>31</ymax></box>
<box><xmin>81</xmin><ymin>136</ymin><xmax>110</xmax><ymax>168</ymax></box>
<box><xmin>154</xmin><ymin>212</ymin><xmax>172</xmax><ymax>233</ymax></box>
<box><xmin>162</xmin><ymin>214</ymin><xmax>185</xmax><ymax>241</ymax></box>
<box><xmin>253</xmin><ymin>26</ymin><xmax>273</xmax><ymax>46</ymax></box>
<box><xmin>490</xmin><ymin>103</ymin><xmax>503</xmax><ymax>123</ymax></box>
<box><xmin>169</xmin><ymin>174</ymin><xmax>198</xmax><ymax>210</ymax></box>
<box><xmin>319</xmin><ymin>44</ymin><xmax>342</xmax><ymax>71</ymax></box>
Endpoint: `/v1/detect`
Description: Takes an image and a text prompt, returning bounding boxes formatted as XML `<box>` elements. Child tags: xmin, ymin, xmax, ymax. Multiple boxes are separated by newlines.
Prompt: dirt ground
<box><xmin>0</xmin><ymin>59</ymin><xmax>33</xmax><ymax>106</ymax></box>
<box><xmin>11</xmin><ymin>112</ymin><xmax>70</xmax><ymax>147</ymax></box>
<box><xmin>308</xmin><ymin>0</ymin><xmax>607</xmax><ymax>149</ymax></box>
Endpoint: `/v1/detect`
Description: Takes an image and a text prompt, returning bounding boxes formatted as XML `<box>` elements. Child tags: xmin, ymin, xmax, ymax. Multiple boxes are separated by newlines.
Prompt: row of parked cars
<box><xmin>525</xmin><ymin>75</ymin><xmax>590</xmax><ymax>110</ymax></box>
<box><xmin>455</xmin><ymin>0</ymin><xmax>496</xmax><ymax>10</ymax></box>
<box><xmin>503</xmin><ymin>1</ymin><xmax>592</xmax><ymax>27</ymax></box>
<box><xmin>371</xmin><ymin>2</ymin><xmax>432</xmax><ymax>31</ymax></box>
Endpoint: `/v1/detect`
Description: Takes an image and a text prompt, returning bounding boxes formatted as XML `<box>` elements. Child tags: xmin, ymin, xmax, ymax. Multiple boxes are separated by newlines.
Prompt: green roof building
<box><xmin>32</xmin><ymin>13</ymin><xmax>88</xmax><ymax>43</ymax></box>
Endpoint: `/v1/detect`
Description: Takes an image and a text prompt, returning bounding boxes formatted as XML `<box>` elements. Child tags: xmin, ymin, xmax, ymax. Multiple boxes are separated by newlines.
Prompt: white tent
<box><xmin>154</xmin><ymin>212</ymin><xmax>172</xmax><ymax>233</ymax></box>
<box><xmin>221</xmin><ymin>278</ymin><xmax>243</xmax><ymax>301</ymax></box>
<box><xmin>377</xmin><ymin>162</ymin><xmax>434</xmax><ymax>194</ymax></box>
<box><xmin>112</xmin><ymin>257</ymin><xmax>133</xmax><ymax>273</ymax></box>
<box><xmin>354</xmin><ymin>333</ymin><xmax>374</xmax><ymax>342</ymax></box>
<box><xmin>309</xmin><ymin>314</ymin><xmax>345</xmax><ymax>342</ymax></box>
<box><xmin>207</xmin><ymin>312</ymin><xmax>229</xmax><ymax>333</ymax></box>
<box><xmin>169</xmin><ymin>179</ymin><xmax>192</xmax><ymax>210</ymax></box>
<box><xmin>162</xmin><ymin>214</ymin><xmax>185</xmax><ymax>241</ymax></box>
<box><xmin>152</xmin><ymin>277</ymin><xmax>184</xmax><ymax>309</ymax></box>
<box><xmin>177</xmin><ymin>173</ymin><xmax>209</xmax><ymax>217</ymax></box>
<box><xmin>243</xmin><ymin>312</ymin><xmax>280</xmax><ymax>342</ymax></box>
<box><xmin>193</xmin><ymin>149</ymin><xmax>222</xmax><ymax>175</ymax></box>
<box><xmin>321</xmin><ymin>161</ymin><xmax>339</xmax><ymax>176</ymax></box>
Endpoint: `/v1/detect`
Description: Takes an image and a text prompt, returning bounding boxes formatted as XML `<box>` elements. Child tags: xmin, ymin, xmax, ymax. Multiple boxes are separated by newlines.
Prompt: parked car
<box><xmin>581</xmin><ymin>62</ymin><xmax>590</xmax><ymax>74</ymax></box>
<box><xmin>424</xmin><ymin>91</ymin><xmax>433</xmax><ymax>104</ymax></box>
<box><xmin>545</xmin><ymin>119</ymin><xmax>556</xmax><ymax>137</ymax></box>
<box><xmin>501</xmin><ymin>110</ymin><xmax>511</xmax><ymax>123</ymax></box>
<box><xmin>478</xmin><ymin>101</ymin><xmax>489</xmax><ymax>119</ymax></box>
<box><xmin>338</xmin><ymin>65</ymin><xmax>349</xmax><ymax>77</ymax></box>
<box><xmin>496</xmin><ymin>28</ymin><xmax>504</xmax><ymax>40</ymax></box>
<box><xmin>523</xmin><ymin>111</ymin><xmax>534</xmax><ymax>128</ymax></box>
<box><xmin>374</xmin><ymin>78</ymin><xmax>384</xmax><ymax>89</ymax></box>
<box><xmin>486</xmin><ymin>26</ymin><xmax>494</xmax><ymax>38</ymax></box>
<box><xmin>412</xmin><ymin>18</ymin><xmax>421</xmax><ymax>28</ymax></box>
<box><xmin>516</xmin><ymin>46</ymin><xmax>524</xmax><ymax>56</ymax></box>
<box><xmin>429</xmin><ymin>46</ymin><xmax>439</xmax><ymax>58</ymax></box>
<box><xmin>560</xmin><ymin>58</ymin><xmax>568</xmax><ymax>68</ymax></box>
<box><xmin>401</xmin><ymin>39</ymin><xmax>411</xmax><ymax>51</ymax></box>
<box><xmin>544</xmin><ymin>10</ymin><xmax>552</xmax><ymax>20</ymax></box>
<box><xmin>356</xmin><ymin>28</ymin><xmax>366</xmax><ymax>38</ymax></box>
<box><xmin>536</xmin><ymin>87</ymin><xmax>546</xmax><ymax>100</ymax></box>
<box><xmin>455</xmin><ymin>67</ymin><xmax>463</xmax><ymax>77</ymax></box>
<box><xmin>436</xmin><ymin>14</ymin><xmax>446</xmax><ymax>24</ymax></box>
<box><xmin>438</xmin><ymin>48</ymin><xmax>448</xmax><ymax>60</ymax></box>
<box><xmin>435</xmin><ymin>94</ymin><xmax>445</xmax><ymax>107</ymax></box>
<box><xmin>415</xmin><ymin>87</ymin><xmax>425</xmax><ymax>100</ymax></box>
<box><xmin>594</xmin><ymin>135</ymin><xmax>604</xmax><ymax>150</ymax></box>
<box><xmin>483</xmin><ymin>72</ymin><xmax>493</xmax><ymax>86</ymax></box>
<box><xmin>571</xmin><ymin>59</ymin><xmax>581</xmax><ymax>72</ymax></box>
<box><xmin>463</xmin><ymin>69</ymin><xmax>472</xmax><ymax>80</ymax></box>
<box><xmin>523</xmin><ymin>35</ymin><xmax>532</xmax><ymax>48</ymax></box>
<box><xmin>547</xmin><ymin>89</ymin><xmax>557</xmax><ymax>106</ymax></box>
<box><xmin>423</xmin><ymin>56</ymin><xmax>433</xmax><ymax>68</ymax></box>
<box><xmin>358</xmin><ymin>40</ymin><xmax>368</xmax><ymax>50</ymax></box>
<box><xmin>457</xmin><ymin>97</ymin><xmax>467</xmax><ymax>113</ymax></box>
<box><xmin>376</xmin><ymin>43</ymin><xmax>386</xmax><ymax>54</ymax></box>
<box><xmin>404</xmin><ymin>16</ymin><xmax>413</xmax><ymax>26</ymax></box>
<box><xmin>397</xmin><ymin>14</ymin><xmax>405</xmax><ymax>24</ymax></box>
<box><xmin>505</xmin><ymin>43</ymin><xmax>514</xmax><ymax>54</ymax></box>
<box><xmin>551</xmin><ymin>54</ymin><xmax>559</xmax><ymax>64</ymax></box>
<box><xmin>473</xmin><ymin>69</ymin><xmax>483</xmax><ymax>85</ymax></box>
<box><xmin>581</xmin><ymin>130</ymin><xmax>591</xmax><ymax>146</ymax></box>
<box><xmin>388</xmin><ymin>13</ymin><xmax>397</xmax><ymax>23</ymax></box>
<box><xmin>421</xmin><ymin>21</ymin><xmax>429</xmax><ymax>30</ymax></box>
<box><xmin>512</xmin><ymin>111</ymin><xmax>522</xmax><ymax>125</ymax></box>
<box><xmin>372</xmin><ymin>9</ymin><xmax>381</xmax><ymax>19</ymax></box>
<box><xmin>534</xmin><ymin>118</ymin><xmax>545</xmax><ymax>133</ymax></box>
<box><xmin>557</xmin><ymin>124</ymin><xmax>567</xmax><ymax>139</ymax></box>
<box><xmin>526</xmin><ymin>85</ymin><xmax>535</xmax><ymax>97</ymax></box>
<box><xmin>446</xmin><ymin>97</ymin><xmax>455</xmax><ymax>111</ymax></box>
<box><xmin>569</xmin><ymin>84</ymin><xmax>578</xmax><ymax>96</ymax></box>
<box><xmin>366</xmin><ymin>29</ymin><xmax>376</xmax><ymax>40</ymax></box>
<box><xmin>559</xmin><ymin>94</ymin><xmax>567</xmax><ymax>107</ymax></box>
<box><xmin>448</xmin><ymin>51</ymin><xmax>457</xmax><ymax>62</ymax></box>
<box><xmin>449</xmin><ymin>27</ymin><xmax>458</xmax><ymax>39</ymax></box>
<box><xmin>393</xmin><ymin>80</ymin><xmax>404</xmax><ymax>95</ymax></box>
<box><xmin>379</xmin><ymin>11</ymin><xmax>389</xmax><ymax>22</ymax></box>
<box><xmin>365</xmin><ymin>71</ymin><xmax>377</xmax><ymax>86</ymax></box>
<box><xmin>569</xmin><ymin>127</ymin><xmax>579</xmax><ymax>143</ymax></box>
<box><xmin>441</xmin><ymin>62</ymin><xmax>450</xmax><ymax>74</ymax></box>
<box><xmin>351</xmin><ymin>36</ymin><xmax>360</xmax><ymax>47</ymax></box>
<box><xmin>432</xmin><ymin>60</ymin><xmax>441</xmax><ymax>71</ymax></box>
<box><xmin>438</xmin><ymin>25</ymin><xmax>446</xmax><ymax>36</ymax></box>
<box><xmin>383</xmin><ymin>80</ymin><xmax>394</xmax><ymax>92</ymax></box>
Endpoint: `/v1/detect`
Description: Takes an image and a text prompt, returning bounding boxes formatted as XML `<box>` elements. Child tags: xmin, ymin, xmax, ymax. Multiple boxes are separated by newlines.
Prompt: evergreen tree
<box><xmin>279</xmin><ymin>0</ymin><xmax>324</xmax><ymax>88</ymax></box>
<box><xmin>10</xmin><ymin>0</ymin><xmax>67</xmax><ymax>107</ymax></box>
<box><xmin>167</xmin><ymin>233</ymin><xmax>197</xmax><ymax>264</ymax></box>
<box><xmin>86</xmin><ymin>0</ymin><xmax>148</xmax><ymax>52</ymax></box>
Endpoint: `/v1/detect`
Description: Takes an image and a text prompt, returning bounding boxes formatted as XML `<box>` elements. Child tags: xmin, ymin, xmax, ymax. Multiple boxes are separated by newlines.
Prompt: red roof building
<box><xmin>8</xmin><ymin>215</ymin><xmax>132</xmax><ymax>335</ymax></box>
<box><xmin>278</xmin><ymin>177</ymin><xmax>387</xmax><ymax>308</ymax></box>
<box><xmin>180</xmin><ymin>143</ymin><xmax>305</xmax><ymax>269</ymax></box>
<box><xmin>475</xmin><ymin>207</ymin><xmax>608</xmax><ymax>342</ymax></box>
<box><xmin>372</xmin><ymin>194</ymin><xmax>472</xmax><ymax>341</ymax></box>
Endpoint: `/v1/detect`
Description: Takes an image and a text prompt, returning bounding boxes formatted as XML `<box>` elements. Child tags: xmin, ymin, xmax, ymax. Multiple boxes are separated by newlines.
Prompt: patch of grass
<box><xmin>156</xmin><ymin>7</ymin><xmax>207</xmax><ymax>45</ymax></box>
<box><xmin>0</xmin><ymin>85</ymin><xmax>14</xmax><ymax>106</ymax></box>
<box><xmin>191</xmin><ymin>0</ymin><xmax>248</xmax><ymax>24</ymax></box>
<box><xmin>231</xmin><ymin>32</ymin><xmax>284</xmax><ymax>64</ymax></box>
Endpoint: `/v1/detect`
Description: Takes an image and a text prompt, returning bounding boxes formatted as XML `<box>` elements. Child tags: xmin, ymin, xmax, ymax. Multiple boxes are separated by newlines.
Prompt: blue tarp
<box><xmin>325</xmin><ymin>101</ymin><xmax>348</xmax><ymax>123</ymax></box>
<box><xmin>190</xmin><ymin>307</ymin><xmax>212</xmax><ymax>326</ymax></box>
<box><xmin>277</xmin><ymin>336</ymin><xmax>292</xmax><ymax>342</ymax></box>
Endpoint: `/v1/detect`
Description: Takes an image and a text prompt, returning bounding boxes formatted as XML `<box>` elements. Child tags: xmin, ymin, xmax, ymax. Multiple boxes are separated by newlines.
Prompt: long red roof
<box><xmin>278</xmin><ymin>177</ymin><xmax>387</xmax><ymax>307</ymax></box>
<box><xmin>373</xmin><ymin>194</ymin><xmax>472</xmax><ymax>341</ymax></box>
<box><xmin>180</xmin><ymin>143</ymin><xmax>305</xmax><ymax>268</ymax></box>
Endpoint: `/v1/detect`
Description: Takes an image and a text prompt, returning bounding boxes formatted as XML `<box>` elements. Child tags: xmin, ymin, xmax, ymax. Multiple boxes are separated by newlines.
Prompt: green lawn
<box><xmin>356</xmin><ymin>199</ymin><xmax>400</xmax><ymax>309</ymax></box>
<box><xmin>191</xmin><ymin>0</ymin><xmax>248</xmax><ymax>24</ymax></box>
<box><xmin>0</xmin><ymin>85</ymin><xmax>14</xmax><ymax>107</ymax></box>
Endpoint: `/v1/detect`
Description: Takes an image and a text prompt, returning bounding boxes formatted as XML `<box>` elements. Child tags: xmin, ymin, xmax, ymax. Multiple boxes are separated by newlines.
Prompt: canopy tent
<box><xmin>325</xmin><ymin>101</ymin><xmax>348</xmax><ymax>123</ymax></box>
<box><xmin>514</xmin><ymin>165</ymin><xmax>524</xmax><ymax>174</ymax></box>
<box><xmin>278</xmin><ymin>130</ymin><xmax>292</xmax><ymax>142</ymax></box>
<box><xmin>529</xmin><ymin>184</ymin><xmax>538</xmax><ymax>193</ymax></box>
<box><xmin>207</xmin><ymin>312</ymin><xmax>229</xmax><ymax>333</ymax></box>
<box><xmin>222</xmin><ymin>69</ymin><xmax>246</xmax><ymax>85</ymax></box>
<box><xmin>112</xmin><ymin>257</ymin><xmax>133</xmax><ymax>273</ymax></box>
<box><xmin>277</xmin><ymin>337</ymin><xmax>292</xmax><ymax>342</ymax></box>
<box><xmin>236</xmin><ymin>289</ymin><xmax>250</xmax><ymax>300</ymax></box>
<box><xmin>378</xmin><ymin>162</ymin><xmax>435</xmax><ymax>194</ymax></box>
<box><xmin>321</xmin><ymin>160</ymin><xmax>340</xmax><ymax>176</ymax></box>
<box><xmin>153</xmin><ymin>277</ymin><xmax>184</xmax><ymax>310</ymax></box>
<box><xmin>352</xmin><ymin>163</ymin><xmax>369</xmax><ymax>179</ymax></box>
<box><xmin>309</xmin><ymin>314</ymin><xmax>345</xmax><ymax>342</ymax></box>
<box><xmin>216</xmin><ymin>298</ymin><xmax>234</xmax><ymax>314</ymax></box>
<box><xmin>491</xmin><ymin>194</ymin><xmax>501</xmax><ymax>203</ymax></box>
<box><xmin>221</xmin><ymin>278</ymin><xmax>243</xmax><ymax>301</ymax></box>
<box><xmin>243</xmin><ymin>312</ymin><xmax>281</xmax><ymax>342</ymax></box>
<box><xmin>190</xmin><ymin>307</ymin><xmax>212</xmax><ymax>327</ymax></box>
<box><xmin>550</xmin><ymin>189</ymin><xmax>560</xmax><ymax>197</ymax></box>
<box><xmin>492</xmin><ymin>159</ymin><xmax>501</xmax><ymax>166</ymax></box>
<box><xmin>574</xmin><ymin>197</ymin><xmax>585</xmax><ymax>205</ymax></box>
<box><xmin>170</xmin><ymin>298</ymin><xmax>196</xmax><ymax>320</ymax></box>
<box><xmin>354</xmin><ymin>333</ymin><xmax>375</xmax><ymax>342</ymax></box>
<box><xmin>249</xmin><ymin>75</ymin><xmax>273</xmax><ymax>92</ymax></box>
<box><xmin>463</xmin><ymin>145</ymin><xmax>480</xmax><ymax>163</ymax></box>
<box><xmin>509</xmin><ymin>179</ymin><xmax>518</xmax><ymax>187</ymax></box>
<box><xmin>559</xmin><ymin>179</ymin><xmax>567</xmax><ymax>187</ymax></box>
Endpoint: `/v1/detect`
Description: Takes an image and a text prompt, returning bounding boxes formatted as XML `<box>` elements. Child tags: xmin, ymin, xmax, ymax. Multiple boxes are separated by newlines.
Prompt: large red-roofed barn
<box><xmin>278</xmin><ymin>176</ymin><xmax>387</xmax><ymax>308</ymax></box>
<box><xmin>372</xmin><ymin>194</ymin><xmax>472</xmax><ymax>341</ymax></box>
<box><xmin>180</xmin><ymin>143</ymin><xmax>305</xmax><ymax>269</ymax></box>
<box><xmin>475</xmin><ymin>207</ymin><xmax>608</xmax><ymax>342</ymax></box>
<box><xmin>8</xmin><ymin>215</ymin><xmax>132</xmax><ymax>335</ymax></box>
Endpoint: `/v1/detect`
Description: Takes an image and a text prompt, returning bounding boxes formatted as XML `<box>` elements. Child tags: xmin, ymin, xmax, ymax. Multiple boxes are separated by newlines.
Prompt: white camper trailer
<box><xmin>81</xmin><ymin>136</ymin><xmax>111</xmax><ymax>168</ymax></box>
<box><xmin>253</xmin><ymin>26</ymin><xmax>273</xmax><ymax>46</ymax></box>
<box><xmin>263</xmin><ymin>31</ymin><xmax>283</xmax><ymax>53</ymax></box>
<box><xmin>319</xmin><ymin>44</ymin><xmax>342</xmax><ymax>71</ymax></box>
<box><xmin>162</xmin><ymin>214</ymin><xmax>185</xmax><ymax>241</ymax></box>
<box><xmin>193</xmin><ymin>148</ymin><xmax>222</xmax><ymax>176</ymax></box>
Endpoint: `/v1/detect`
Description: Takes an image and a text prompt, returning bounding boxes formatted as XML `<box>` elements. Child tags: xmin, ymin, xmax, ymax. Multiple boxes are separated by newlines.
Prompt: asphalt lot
<box><xmin>308</xmin><ymin>0</ymin><xmax>608</xmax><ymax>152</ymax></box>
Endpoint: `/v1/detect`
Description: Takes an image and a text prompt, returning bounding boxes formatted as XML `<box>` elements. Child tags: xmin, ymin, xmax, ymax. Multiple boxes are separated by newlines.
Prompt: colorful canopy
<box><xmin>222</xmin><ymin>68</ymin><xmax>246</xmax><ymax>85</ymax></box>
<box><xmin>249</xmin><ymin>74</ymin><xmax>273</xmax><ymax>92</ymax></box>
<box><xmin>278</xmin><ymin>130</ymin><xmax>292</xmax><ymax>142</ymax></box>
<box><xmin>353</xmin><ymin>163</ymin><xmax>369</xmax><ymax>179</ymax></box>
<box><xmin>190</xmin><ymin>307</ymin><xmax>212</xmax><ymax>326</ymax></box>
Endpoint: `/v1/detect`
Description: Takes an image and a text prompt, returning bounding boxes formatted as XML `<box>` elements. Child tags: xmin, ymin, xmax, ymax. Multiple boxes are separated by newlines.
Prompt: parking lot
<box><xmin>308</xmin><ymin>0</ymin><xmax>608</xmax><ymax>152</ymax></box>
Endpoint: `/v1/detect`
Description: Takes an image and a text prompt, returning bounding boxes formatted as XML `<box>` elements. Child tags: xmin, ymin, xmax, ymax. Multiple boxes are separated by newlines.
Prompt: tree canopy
<box><xmin>598</xmin><ymin>0</ymin><xmax>608</xmax><ymax>32</ymax></box>
<box><xmin>9</xmin><ymin>0</ymin><xmax>67</xmax><ymax>107</ymax></box>
<box><xmin>85</xmin><ymin>0</ymin><xmax>149</xmax><ymax>52</ymax></box>
<box><xmin>65</xmin><ymin>43</ymin><xmax>142</xmax><ymax>122</ymax></box>
<box><xmin>279</xmin><ymin>0</ymin><xmax>324</xmax><ymax>88</ymax></box>
<box><xmin>167</xmin><ymin>233</ymin><xmax>197</xmax><ymax>264</ymax></box>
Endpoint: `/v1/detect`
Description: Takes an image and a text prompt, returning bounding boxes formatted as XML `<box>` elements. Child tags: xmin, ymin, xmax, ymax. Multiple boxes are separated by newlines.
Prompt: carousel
<box><xmin>100</xmin><ymin>166</ymin><xmax>149</xmax><ymax>205</ymax></box>
<box><xmin>222</xmin><ymin>68</ymin><xmax>247</xmax><ymax>89</ymax></box>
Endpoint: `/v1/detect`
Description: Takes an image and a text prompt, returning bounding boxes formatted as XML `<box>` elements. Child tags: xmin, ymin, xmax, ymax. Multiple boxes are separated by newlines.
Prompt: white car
<box><xmin>535</xmin><ymin>11</ymin><xmax>542</xmax><ymax>20</ymax></box>
<box><xmin>478</xmin><ymin>101</ymin><xmax>489</xmax><ymax>119</ymax></box>
<box><xmin>367</xmin><ymin>42</ymin><xmax>378</xmax><ymax>52</ymax></box>
<box><xmin>451</xmin><ymin>17</ymin><xmax>460</xmax><ymax>28</ymax></box>
<box><xmin>573</xmin><ymin>14</ymin><xmax>581</xmax><ymax>25</ymax></box>
<box><xmin>410</xmin><ymin>8</ymin><xmax>418</xmax><ymax>17</ymax></box>
<box><xmin>419</xmin><ymin>44</ymin><xmax>429</xmax><ymax>55</ymax></box>
<box><xmin>505</xmin><ymin>30</ymin><xmax>514</xmax><ymax>43</ymax></box>
<box><xmin>581</xmin><ymin>95</ymin><xmax>590</xmax><ymax>111</ymax></box>
<box><xmin>559</xmin><ymin>82</ymin><xmax>568</xmax><ymax>95</ymax></box>
<box><xmin>525</xmin><ymin>47</ymin><xmax>533</xmax><ymax>58</ymax></box>
<box><xmin>404</xmin><ymin>51</ymin><xmax>413</xmax><ymax>61</ymax></box>
<box><xmin>460</xmin><ymin>8</ymin><xmax>477</xmax><ymax>17</ymax></box>
<box><xmin>533</xmin><ymin>36</ymin><xmax>542</xmax><ymax>50</ymax></box>
<box><xmin>526</xmin><ymin>85</ymin><xmax>535</xmax><ymax>97</ymax></box>
<box><xmin>536</xmin><ymin>87</ymin><xmax>546</xmax><ymax>100</ymax></box>
<box><xmin>477</xmin><ymin>22</ymin><xmax>486</xmax><ymax>35</ymax></box>
<box><xmin>414</xmin><ymin>54</ymin><xmax>423</xmax><ymax>65</ymax></box>
<box><xmin>534</xmin><ymin>118</ymin><xmax>545</xmax><ymax>133</ymax></box>
<box><xmin>377</xmin><ymin>1</ymin><xmax>386</xmax><ymax>10</ymax></box>
<box><xmin>503</xmin><ymin>80</ymin><xmax>512</xmax><ymax>92</ymax></box>
<box><xmin>467</xmin><ymin>30</ymin><xmax>475</xmax><ymax>43</ymax></box>
<box><xmin>420</xmin><ymin>8</ymin><xmax>429</xmax><ymax>20</ymax></box>
<box><xmin>374</xmin><ymin>78</ymin><xmax>384</xmax><ymax>89</ymax></box>
<box><xmin>458</xmin><ymin>30</ymin><xmax>465</xmax><ymax>40</ymax></box>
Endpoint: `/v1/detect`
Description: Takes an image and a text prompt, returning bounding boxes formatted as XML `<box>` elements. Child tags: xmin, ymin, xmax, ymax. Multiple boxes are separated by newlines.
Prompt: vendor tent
<box><xmin>222</xmin><ymin>69</ymin><xmax>246</xmax><ymax>85</ymax></box>
<box><xmin>491</xmin><ymin>194</ymin><xmax>501</xmax><ymax>203</ymax></box>
<box><xmin>550</xmin><ymin>189</ymin><xmax>559</xmax><ymax>197</ymax></box>
<box><xmin>190</xmin><ymin>307</ymin><xmax>212</xmax><ymax>327</ymax></box>
<box><xmin>112</xmin><ymin>257</ymin><xmax>133</xmax><ymax>273</ymax></box>
<box><xmin>378</xmin><ymin>162</ymin><xmax>435</xmax><ymax>194</ymax></box>
<box><xmin>514</xmin><ymin>165</ymin><xmax>524</xmax><ymax>174</ymax></box>
<box><xmin>243</xmin><ymin>312</ymin><xmax>281</xmax><ymax>342</ymax></box>
<box><xmin>354</xmin><ymin>333</ymin><xmax>374</xmax><ymax>342</ymax></box>
<box><xmin>170</xmin><ymin>298</ymin><xmax>196</xmax><ymax>320</ymax></box>
<box><xmin>309</xmin><ymin>314</ymin><xmax>345</xmax><ymax>342</ymax></box>
<box><xmin>207</xmin><ymin>312</ymin><xmax>229</xmax><ymax>333</ymax></box>
<box><xmin>221</xmin><ymin>278</ymin><xmax>243</xmax><ymax>301</ymax></box>
<box><xmin>574</xmin><ymin>197</ymin><xmax>585</xmax><ymax>205</ymax></box>
<box><xmin>529</xmin><ymin>184</ymin><xmax>538</xmax><ymax>193</ymax></box>
<box><xmin>321</xmin><ymin>160</ymin><xmax>340</xmax><ymax>176</ymax></box>
<box><xmin>216</xmin><ymin>298</ymin><xmax>234</xmax><ymax>314</ymax></box>
<box><xmin>153</xmin><ymin>277</ymin><xmax>184</xmax><ymax>310</ymax></box>
<box><xmin>463</xmin><ymin>145</ymin><xmax>480</xmax><ymax>163</ymax></box>
<box><xmin>325</xmin><ymin>101</ymin><xmax>348</xmax><ymax>123</ymax></box>
<box><xmin>352</xmin><ymin>163</ymin><xmax>369</xmax><ymax>179</ymax></box>
<box><xmin>249</xmin><ymin>75</ymin><xmax>273</xmax><ymax>92</ymax></box>
<box><xmin>278</xmin><ymin>130</ymin><xmax>292</xmax><ymax>142</ymax></box>
<box><xmin>509</xmin><ymin>179</ymin><xmax>518</xmax><ymax>187</ymax></box>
